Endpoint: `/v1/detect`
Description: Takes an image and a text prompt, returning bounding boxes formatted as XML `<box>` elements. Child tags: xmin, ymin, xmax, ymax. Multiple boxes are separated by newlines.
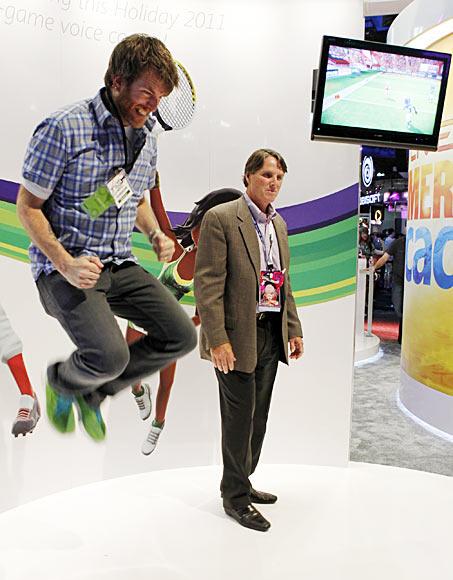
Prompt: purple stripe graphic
<box><xmin>0</xmin><ymin>179</ymin><xmax>19</xmax><ymax>204</ymax></box>
<box><xmin>167</xmin><ymin>211</ymin><xmax>188</xmax><ymax>229</ymax></box>
<box><xmin>0</xmin><ymin>179</ymin><xmax>359</xmax><ymax>233</ymax></box>
<box><xmin>166</xmin><ymin>184</ymin><xmax>359</xmax><ymax>233</ymax></box>
<box><xmin>278</xmin><ymin>183</ymin><xmax>359</xmax><ymax>233</ymax></box>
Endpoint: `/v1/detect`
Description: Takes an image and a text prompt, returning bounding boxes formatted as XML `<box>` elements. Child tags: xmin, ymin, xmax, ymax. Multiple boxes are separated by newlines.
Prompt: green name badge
<box><xmin>82</xmin><ymin>185</ymin><xmax>115</xmax><ymax>219</ymax></box>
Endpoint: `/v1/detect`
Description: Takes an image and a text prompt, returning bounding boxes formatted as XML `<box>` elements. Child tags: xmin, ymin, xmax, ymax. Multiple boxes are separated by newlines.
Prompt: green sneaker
<box><xmin>75</xmin><ymin>396</ymin><xmax>106</xmax><ymax>441</ymax></box>
<box><xmin>158</xmin><ymin>258</ymin><xmax>193</xmax><ymax>301</ymax></box>
<box><xmin>46</xmin><ymin>382</ymin><xmax>75</xmax><ymax>434</ymax></box>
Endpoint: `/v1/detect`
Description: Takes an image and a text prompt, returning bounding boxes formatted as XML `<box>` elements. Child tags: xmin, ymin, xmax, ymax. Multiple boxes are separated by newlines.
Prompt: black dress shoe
<box><xmin>224</xmin><ymin>504</ymin><xmax>271</xmax><ymax>532</ymax></box>
<box><xmin>250</xmin><ymin>488</ymin><xmax>278</xmax><ymax>504</ymax></box>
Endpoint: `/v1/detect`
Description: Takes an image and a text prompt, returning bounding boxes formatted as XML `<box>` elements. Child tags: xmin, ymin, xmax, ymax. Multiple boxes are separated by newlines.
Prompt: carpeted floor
<box><xmin>367</xmin><ymin>319</ymin><xmax>399</xmax><ymax>341</ymax></box>
<box><xmin>350</xmin><ymin>340</ymin><xmax>453</xmax><ymax>476</ymax></box>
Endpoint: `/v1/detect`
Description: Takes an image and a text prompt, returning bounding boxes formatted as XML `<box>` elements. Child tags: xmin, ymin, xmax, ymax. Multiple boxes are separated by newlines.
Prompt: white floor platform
<box><xmin>1</xmin><ymin>463</ymin><xmax>453</xmax><ymax>580</ymax></box>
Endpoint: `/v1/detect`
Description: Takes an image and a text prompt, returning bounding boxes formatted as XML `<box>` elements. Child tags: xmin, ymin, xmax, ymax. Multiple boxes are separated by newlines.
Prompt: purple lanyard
<box><xmin>250</xmin><ymin>213</ymin><xmax>273</xmax><ymax>269</ymax></box>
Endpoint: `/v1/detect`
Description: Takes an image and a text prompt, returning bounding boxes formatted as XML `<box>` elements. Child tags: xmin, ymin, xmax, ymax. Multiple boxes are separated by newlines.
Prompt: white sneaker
<box><xmin>12</xmin><ymin>394</ymin><xmax>41</xmax><ymax>437</ymax></box>
<box><xmin>133</xmin><ymin>384</ymin><xmax>152</xmax><ymax>420</ymax></box>
<box><xmin>142</xmin><ymin>423</ymin><xmax>164</xmax><ymax>456</ymax></box>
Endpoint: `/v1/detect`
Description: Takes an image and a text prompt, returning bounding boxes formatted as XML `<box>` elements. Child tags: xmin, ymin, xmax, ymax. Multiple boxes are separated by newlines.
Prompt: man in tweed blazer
<box><xmin>194</xmin><ymin>149</ymin><xmax>303</xmax><ymax>531</ymax></box>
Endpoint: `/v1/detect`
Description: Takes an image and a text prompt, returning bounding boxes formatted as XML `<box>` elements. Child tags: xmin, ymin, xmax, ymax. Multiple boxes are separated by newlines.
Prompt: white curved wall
<box><xmin>387</xmin><ymin>0</ymin><xmax>453</xmax><ymax>48</ymax></box>
<box><xmin>0</xmin><ymin>0</ymin><xmax>362</xmax><ymax>511</ymax></box>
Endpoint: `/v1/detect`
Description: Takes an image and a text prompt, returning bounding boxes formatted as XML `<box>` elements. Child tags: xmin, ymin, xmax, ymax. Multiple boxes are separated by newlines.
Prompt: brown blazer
<box><xmin>194</xmin><ymin>196</ymin><xmax>303</xmax><ymax>373</ymax></box>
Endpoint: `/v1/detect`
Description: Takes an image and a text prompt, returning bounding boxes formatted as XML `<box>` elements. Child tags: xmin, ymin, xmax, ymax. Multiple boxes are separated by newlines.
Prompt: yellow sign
<box><xmin>402</xmin><ymin>35</ymin><xmax>453</xmax><ymax>396</ymax></box>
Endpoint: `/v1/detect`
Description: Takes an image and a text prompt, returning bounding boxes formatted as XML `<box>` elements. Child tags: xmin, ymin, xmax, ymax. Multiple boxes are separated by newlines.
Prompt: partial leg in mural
<box><xmin>0</xmin><ymin>301</ymin><xmax>40</xmax><ymax>437</ymax></box>
<box><xmin>127</xmin><ymin>185</ymin><xmax>242</xmax><ymax>455</ymax></box>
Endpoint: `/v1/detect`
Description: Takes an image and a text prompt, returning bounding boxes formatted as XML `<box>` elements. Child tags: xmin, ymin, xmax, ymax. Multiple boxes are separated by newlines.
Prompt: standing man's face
<box><xmin>246</xmin><ymin>156</ymin><xmax>285</xmax><ymax>213</ymax></box>
<box><xmin>110</xmin><ymin>69</ymin><xmax>169</xmax><ymax>128</ymax></box>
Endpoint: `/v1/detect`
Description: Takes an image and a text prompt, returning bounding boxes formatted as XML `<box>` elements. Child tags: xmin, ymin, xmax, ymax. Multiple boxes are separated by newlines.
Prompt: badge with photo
<box><xmin>258</xmin><ymin>269</ymin><xmax>285</xmax><ymax>312</ymax></box>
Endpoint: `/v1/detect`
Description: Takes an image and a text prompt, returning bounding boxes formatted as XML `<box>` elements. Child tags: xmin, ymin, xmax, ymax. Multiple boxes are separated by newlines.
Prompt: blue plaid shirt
<box><xmin>22</xmin><ymin>89</ymin><xmax>158</xmax><ymax>280</ymax></box>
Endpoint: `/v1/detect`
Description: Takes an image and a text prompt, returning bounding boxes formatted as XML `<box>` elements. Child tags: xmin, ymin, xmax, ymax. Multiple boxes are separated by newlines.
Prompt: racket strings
<box><xmin>158</xmin><ymin>66</ymin><xmax>196</xmax><ymax>129</ymax></box>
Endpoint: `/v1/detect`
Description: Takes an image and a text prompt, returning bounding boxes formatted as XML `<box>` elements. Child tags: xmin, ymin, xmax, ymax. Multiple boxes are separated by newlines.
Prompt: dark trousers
<box><xmin>37</xmin><ymin>263</ymin><xmax>197</xmax><ymax>405</ymax></box>
<box><xmin>216</xmin><ymin>315</ymin><xmax>281</xmax><ymax>508</ymax></box>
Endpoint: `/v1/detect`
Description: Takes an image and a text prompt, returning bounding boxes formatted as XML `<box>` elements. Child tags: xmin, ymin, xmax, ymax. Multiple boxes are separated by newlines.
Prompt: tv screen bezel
<box><xmin>311</xmin><ymin>35</ymin><xmax>451</xmax><ymax>151</ymax></box>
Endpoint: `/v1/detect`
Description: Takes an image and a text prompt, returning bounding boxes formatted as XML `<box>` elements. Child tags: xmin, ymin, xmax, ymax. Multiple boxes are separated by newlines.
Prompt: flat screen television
<box><xmin>311</xmin><ymin>36</ymin><xmax>451</xmax><ymax>151</ymax></box>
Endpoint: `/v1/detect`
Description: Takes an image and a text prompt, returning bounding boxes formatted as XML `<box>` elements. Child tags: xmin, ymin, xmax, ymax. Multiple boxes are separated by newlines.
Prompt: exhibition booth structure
<box><xmin>387</xmin><ymin>1</ymin><xmax>453</xmax><ymax>438</ymax></box>
<box><xmin>0</xmin><ymin>0</ymin><xmax>452</xmax><ymax>576</ymax></box>
<box><xmin>0</xmin><ymin>0</ymin><xmax>363</xmax><ymax>512</ymax></box>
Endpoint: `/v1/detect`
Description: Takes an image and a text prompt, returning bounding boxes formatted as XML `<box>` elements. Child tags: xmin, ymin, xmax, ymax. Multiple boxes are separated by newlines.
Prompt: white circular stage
<box><xmin>1</xmin><ymin>463</ymin><xmax>452</xmax><ymax>579</ymax></box>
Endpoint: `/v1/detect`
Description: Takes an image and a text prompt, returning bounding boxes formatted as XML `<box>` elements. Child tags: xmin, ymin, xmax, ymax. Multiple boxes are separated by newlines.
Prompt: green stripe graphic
<box><xmin>0</xmin><ymin>201</ymin><xmax>357</xmax><ymax>307</ymax></box>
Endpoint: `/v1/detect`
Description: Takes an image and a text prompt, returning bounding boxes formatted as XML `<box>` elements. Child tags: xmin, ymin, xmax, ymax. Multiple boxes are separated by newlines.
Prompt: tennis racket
<box><xmin>153</xmin><ymin>61</ymin><xmax>196</xmax><ymax>133</ymax></box>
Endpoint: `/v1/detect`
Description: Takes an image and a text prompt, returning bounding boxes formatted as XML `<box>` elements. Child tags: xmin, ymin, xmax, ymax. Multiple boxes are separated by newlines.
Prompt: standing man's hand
<box><xmin>149</xmin><ymin>229</ymin><xmax>175</xmax><ymax>262</ymax></box>
<box><xmin>60</xmin><ymin>255</ymin><xmax>103</xmax><ymax>289</ymax></box>
<box><xmin>210</xmin><ymin>342</ymin><xmax>236</xmax><ymax>373</ymax></box>
<box><xmin>289</xmin><ymin>337</ymin><xmax>304</xmax><ymax>360</ymax></box>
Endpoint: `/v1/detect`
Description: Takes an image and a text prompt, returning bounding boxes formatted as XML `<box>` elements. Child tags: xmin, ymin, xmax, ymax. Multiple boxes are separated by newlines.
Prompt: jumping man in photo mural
<box><xmin>0</xmin><ymin>302</ymin><xmax>40</xmax><ymax>436</ymax></box>
<box><xmin>127</xmin><ymin>180</ymin><xmax>242</xmax><ymax>455</ymax></box>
